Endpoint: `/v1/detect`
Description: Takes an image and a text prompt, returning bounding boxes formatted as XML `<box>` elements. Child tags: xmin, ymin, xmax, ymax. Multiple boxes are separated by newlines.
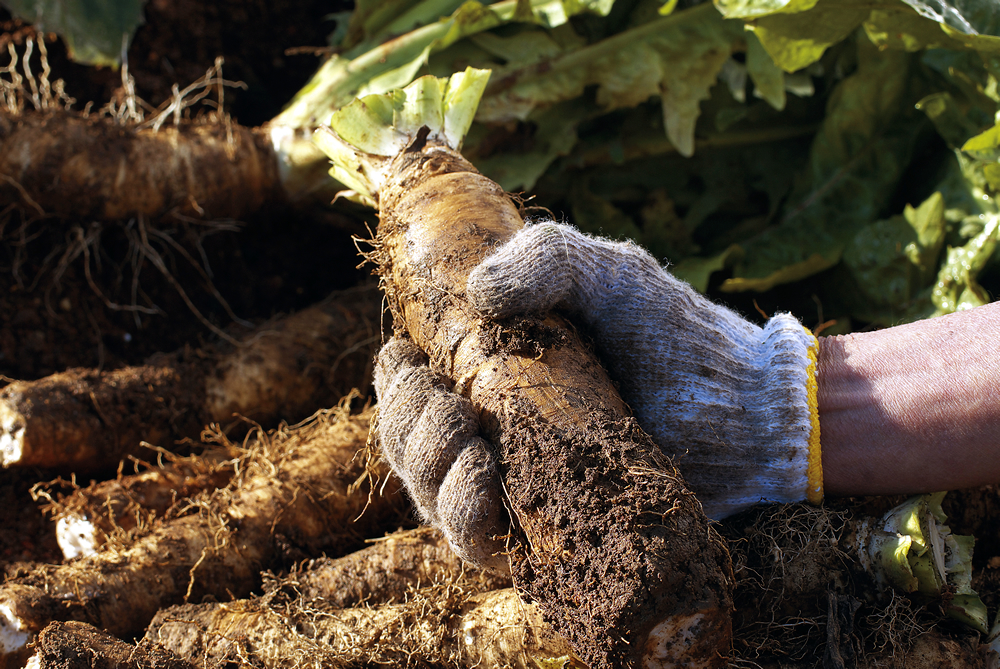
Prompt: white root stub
<box><xmin>0</xmin><ymin>603</ymin><xmax>29</xmax><ymax>656</ymax></box>
<box><xmin>0</xmin><ymin>404</ymin><xmax>26</xmax><ymax>468</ymax></box>
<box><xmin>56</xmin><ymin>515</ymin><xmax>100</xmax><ymax>560</ymax></box>
<box><xmin>643</xmin><ymin>611</ymin><xmax>727</xmax><ymax>669</ymax></box>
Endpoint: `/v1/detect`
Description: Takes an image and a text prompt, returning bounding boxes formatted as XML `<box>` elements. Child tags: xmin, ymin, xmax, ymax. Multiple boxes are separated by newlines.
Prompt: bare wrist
<box><xmin>818</xmin><ymin>303</ymin><xmax>1000</xmax><ymax>496</ymax></box>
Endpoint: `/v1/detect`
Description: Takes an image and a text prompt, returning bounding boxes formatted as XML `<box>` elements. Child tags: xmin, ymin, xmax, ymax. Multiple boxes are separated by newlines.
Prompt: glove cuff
<box><xmin>804</xmin><ymin>328</ymin><xmax>823</xmax><ymax>505</ymax></box>
<box><xmin>672</xmin><ymin>307</ymin><xmax>822</xmax><ymax>520</ymax></box>
<box><xmin>741</xmin><ymin>314</ymin><xmax>822</xmax><ymax>511</ymax></box>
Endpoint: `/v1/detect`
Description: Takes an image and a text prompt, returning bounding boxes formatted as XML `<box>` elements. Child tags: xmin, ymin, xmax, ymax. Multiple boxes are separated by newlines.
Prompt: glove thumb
<box><xmin>467</xmin><ymin>222</ymin><xmax>577</xmax><ymax>318</ymax></box>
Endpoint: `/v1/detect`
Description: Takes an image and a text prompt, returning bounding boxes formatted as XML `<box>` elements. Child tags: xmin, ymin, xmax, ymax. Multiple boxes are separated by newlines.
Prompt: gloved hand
<box><xmin>372</xmin><ymin>338</ymin><xmax>508</xmax><ymax>572</ymax></box>
<box><xmin>373</xmin><ymin>220</ymin><xmax>823</xmax><ymax>567</ymax></box>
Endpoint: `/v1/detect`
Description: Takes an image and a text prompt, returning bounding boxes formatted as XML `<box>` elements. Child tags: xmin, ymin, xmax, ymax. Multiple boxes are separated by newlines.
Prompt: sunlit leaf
<box><xmin>2</xmin><ymin>0</ymin><xmax>146</xmax><ymax>66</ymax></box>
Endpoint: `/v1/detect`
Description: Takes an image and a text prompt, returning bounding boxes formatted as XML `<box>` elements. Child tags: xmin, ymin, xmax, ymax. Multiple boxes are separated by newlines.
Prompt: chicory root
<box><xmin>27</xmin><ymin>621</ymin><xmax>195</xmax><ymax>669</ymax></box>
<box><xmin>0</xmin><ymin>110</ymin><xmax>281</xmax><ymax>222</ymax></box>
<box><xmin>147</xmin><ymin>587</ymin><xmax>579</xmax><ymax>669</ymax></box>
<box><xmin>0</xmin><ymin>285</ymin><xmax>381</xmax><ymax>471</ymax></box>
<box><xmin>0</xmin><ymin>405</ymin><xmax>405</xmax><ymax>664</ymax></box>
<box><xmin>315</xmin><ymin>71</ymin><xmax>734</xmax><ymax>668</ymax></box>
<box><xmin>35</xmin><ymin>449</ymin><xmax>236</xmax><ymax>560</ymax></box>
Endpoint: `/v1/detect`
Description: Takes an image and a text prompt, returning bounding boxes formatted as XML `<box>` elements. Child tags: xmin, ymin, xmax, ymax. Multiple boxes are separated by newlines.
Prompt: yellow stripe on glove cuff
<box><xmin>804</xmin><ymin>329</ymin><xmax>823</xmax><ymax>505</ymax></box>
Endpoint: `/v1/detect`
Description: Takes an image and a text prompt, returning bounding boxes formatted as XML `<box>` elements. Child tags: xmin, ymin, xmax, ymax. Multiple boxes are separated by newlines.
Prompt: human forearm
<box><xmin>818</xmin><ymin>301</ymin><xmax>1000</xmax><ymax>496</ymax></box>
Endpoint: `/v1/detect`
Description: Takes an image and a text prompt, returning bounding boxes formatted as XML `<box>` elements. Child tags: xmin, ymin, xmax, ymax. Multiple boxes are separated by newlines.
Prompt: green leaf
<box><xmin>673</xmin><ymin>244</ymin><xmax>743</xmax><ymax>292</ymax></box>
<box><xmin>317</xmin><ymin>69</ymin><xmax>491</xmax><ymax>201</ymax></box>
<box><xmin>746</xmin><ymin>30</ymin><xmax>786</xmax><ymax>110</ymax></box>
<box><xmin>721</xmin><ymin>38</ymin><xmax>921</xmax><ymax>293</ymax></box>
<box><xmin>657</xmin><ymin>0</ymin><xmax>679</xmax><ymax>15</ymax></box>
<box><xmin>474</xmin><ymin>3</ymin><xmax>746</xmax><ymax>157</ymax></box>
<box><xmin>2</xmin><ymin>0</ymin><xmax>146</xmax><ymax>66</ymax></box>
<box><xmin>961</xmin><ymin>122</ymin><xmax>1000</xmax><ymax>154</ymax></box>
<box><xmin>331</xmin><ymin>93</ymin><xmax>410</xmax><ymax>156</ymax></box>
<box><xmin>864</xmin><ymin>3</ymin><xmax>1000</xmax><ymax>54</ymax></box>
<box><xmin>748</xmin><ymin>1</ymin><xmax>871</xmax><ymax>72</ymax></box>
<box><xmin>865</xmin><ymin>493</ymin><xmax>989</xmax><ymax>634</ymax></box>
<box><xmin>900</xmin><ymin>0</ymin><xmax>1000</xmax><ymax>37</ymax></box>
<box><xmin>442</xmin><ymin>67</ymin><xmax>492</xmax><ymax>147</ymax></box>
<box><xmin>931</xmin><ymin>213</ymin><xmax>999</xmax><ymax>314</ymax></box>
<box><xmin>277</xmin><ymin>0</ymin><xmax>612</xmax><ymax>130</ymax></box>
<box><xmin>983</xmin><ymin>162</ymin><xmax>1000</xmax><ymax>189</ymax></box>
<box><xmin>917</xmin><ymin>91</ymin><xmax>992</xmax><ymax>150</ymax></box>
<box><xmin>713</xmin><ymin>0</ymin><xmax>818</xmax><ymax>20</ymax></box>
<box><xmin>839</xmin><ymin>192</ymin><xmax>946</xmax><ymax>324</ymax></box>
<box><xmin>470</xmin><ymin>99</ymin><xmax>591</xmax><ymax>190</ymax></box>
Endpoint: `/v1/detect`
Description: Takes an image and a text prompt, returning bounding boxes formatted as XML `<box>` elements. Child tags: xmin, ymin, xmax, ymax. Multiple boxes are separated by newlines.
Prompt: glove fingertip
<box><xmin>437</xmin><ymin>441</ymin><xmax>509</xmax><ymax>573</ymax></box>
<box><xmin>374</xmin><ymin>337</ymin><xmax>428</xmax><ymax>396</ymax></box>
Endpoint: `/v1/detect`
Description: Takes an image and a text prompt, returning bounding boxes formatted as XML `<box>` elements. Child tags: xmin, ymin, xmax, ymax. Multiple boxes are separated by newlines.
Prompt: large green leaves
<box><xmin>274</xmin><ymin>0</ymin><xmax>617</xmax><ymax>131</ymax></box>
<box><xmin>715</xmin><ymin>0</ymin><xmax>870</xmax><ymax>71</ymax></box>
<box><xmin>719</xmin><ymin>38</ymin><xmax>920</xmax><ymax>293</ymax></box>
<box><xmin>304</xmin><ymin>0</ymin><xmax>999</xmax><ymax>324</ymax></box>
<box><xmin>471</xmin><ymin>3</ymin><xmax>746</xmax><ymax>158</ymax></box>
<box><xmin>2</xmin><ymin>0</ymin><xmax>146</xmax><ymax>66</ymax></box>
<box><xmin>839</xmin><ymin>192</ymin><xmax>945</xmax><ymax>324</ymax></box>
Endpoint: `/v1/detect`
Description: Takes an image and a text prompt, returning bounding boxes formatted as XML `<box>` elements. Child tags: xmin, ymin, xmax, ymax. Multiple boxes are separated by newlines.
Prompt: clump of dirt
<box><xmin>479</xmin><ymin>316</ymin><xmax>569</xmax><ymax>358</ymax></box>
<box><xmin>34</xmin><ymin>620</ymin><xmax>196</xmax><ymax>669</ymax></box>
<box><xmin>502</xmin><ymin>407</ymin><xmax>732</xmax><ymax>669</ymax></box>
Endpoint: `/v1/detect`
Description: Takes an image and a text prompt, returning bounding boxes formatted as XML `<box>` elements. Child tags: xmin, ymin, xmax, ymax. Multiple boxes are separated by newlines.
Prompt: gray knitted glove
<box><xmin>467</xmin><ymin>221</ymin><xmax>823</xmax><ymax>520</ymax></box>
<box><xmin>372</xmin><ymin>337</ymin><xmax>508</xmax><ymax>572</ymax></box>
<box><xmin>372</xmin><ymin>220</ymin><xmax>823</xmax><ymax>568</ymax></box>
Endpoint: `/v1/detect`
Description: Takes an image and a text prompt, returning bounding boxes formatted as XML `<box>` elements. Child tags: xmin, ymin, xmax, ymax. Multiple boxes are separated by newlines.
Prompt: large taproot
<box><xmin>316</xmin><ymin>69</ymin><xmax>734</xmax><ymax>668</ymax></box>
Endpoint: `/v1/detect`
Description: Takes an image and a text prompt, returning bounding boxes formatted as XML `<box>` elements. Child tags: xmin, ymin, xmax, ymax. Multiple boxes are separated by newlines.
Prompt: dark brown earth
<box><xmin>34</xmin><ymin>620</ymin><xmax>196</xmax><ymax>669</ymax></box>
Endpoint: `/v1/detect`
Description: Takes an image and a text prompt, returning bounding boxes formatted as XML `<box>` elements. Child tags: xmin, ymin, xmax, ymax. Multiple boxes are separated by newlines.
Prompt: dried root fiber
<box><xmin>0</xmin><ymin>403</ymin><xmax>406</xmax><ymax>665</ymax></box>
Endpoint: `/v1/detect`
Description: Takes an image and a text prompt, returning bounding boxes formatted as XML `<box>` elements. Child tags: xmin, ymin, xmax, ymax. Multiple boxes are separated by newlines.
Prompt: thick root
<box><xmin>28</xmin><ymin>621</ymin><xmax>194</xmax><ymax>669</ymax></box>
<box><xmin>373</xmin><ymin>141</ymin><xmax>733</xmax><ymax>668</ymax></box>
<box><xmin>0</xmin><ymin>285</ymin><xmax>381</xmax><ymax>470</ymax></box>
<box><xmin>37</xmin><ymin>449</ymin><xmax>237</xmax><ymax>560</ymax></box>
<box><xmin>274</xmin><ymin>526</ymin><xmax>512</xmax><ymax>608</ymax></box>
<box><xmin>0</xmin><ymin>405</ymin><xmax>406</xmax><ymax>664</ymax></box>
<box><xmin>147</xmin><ymin>587</ymin><xmax>579</xmax><ymax>669</ymax></box>
<box><xmin>0</xmin><ymin>110</ymin><xmax>281</xmax><ymax>222</ymax></box>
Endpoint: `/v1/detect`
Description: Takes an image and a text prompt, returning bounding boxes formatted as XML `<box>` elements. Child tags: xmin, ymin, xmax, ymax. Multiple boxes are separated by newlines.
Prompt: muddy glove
<box><xmin>373</xmin><ymin>338</ymin><xmax>508</xmax><ymax>572</ymax></box>
<box><xmin>466</xmin><ymin>221</ymin><xmax>823</xmax><ymax>520</ymax></box>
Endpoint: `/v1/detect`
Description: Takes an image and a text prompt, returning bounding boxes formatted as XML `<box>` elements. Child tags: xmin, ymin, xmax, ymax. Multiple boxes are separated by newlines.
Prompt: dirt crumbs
<box><xmin>502</xmin><ymin>407</ymin><xmax>732</xmax><ymax>668</ymax></box>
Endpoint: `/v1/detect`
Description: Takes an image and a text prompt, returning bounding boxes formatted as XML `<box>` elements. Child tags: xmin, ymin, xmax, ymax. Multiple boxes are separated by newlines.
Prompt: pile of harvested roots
<box><xmin>2</xmin><ymin>14</ymin><xmax>1000</xmax><ymax>669</ymax></box>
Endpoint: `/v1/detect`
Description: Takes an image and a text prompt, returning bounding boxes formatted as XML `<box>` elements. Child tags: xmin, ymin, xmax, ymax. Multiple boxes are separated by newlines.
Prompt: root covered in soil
<box><xmin>367</xmin><ymin>136</ymin><xmax>733</xmax><ymax>668</ymax></box>
<box><xmin>29</xmin><ymin>620</ymin><xmax>195</xmax><ymax>669</ymax></box>
<box><xmin>0</xmin><ymin>109</ymin><xmax>282</xmax><ymax>222</ymax></box>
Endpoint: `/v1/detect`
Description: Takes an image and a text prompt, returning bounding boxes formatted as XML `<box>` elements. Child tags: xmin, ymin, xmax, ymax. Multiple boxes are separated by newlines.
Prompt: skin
<box><xmin>818</xmin><ymin>300</ymin><xmax>1000</xmax><ymax>497</ymax></box>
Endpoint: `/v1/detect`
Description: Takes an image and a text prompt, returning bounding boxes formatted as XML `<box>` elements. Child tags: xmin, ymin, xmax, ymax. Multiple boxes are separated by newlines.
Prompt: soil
<box><xmin>34</xmin><ymin>620</ymin><xmax>196</xmax><ymax>669</ymax></box>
